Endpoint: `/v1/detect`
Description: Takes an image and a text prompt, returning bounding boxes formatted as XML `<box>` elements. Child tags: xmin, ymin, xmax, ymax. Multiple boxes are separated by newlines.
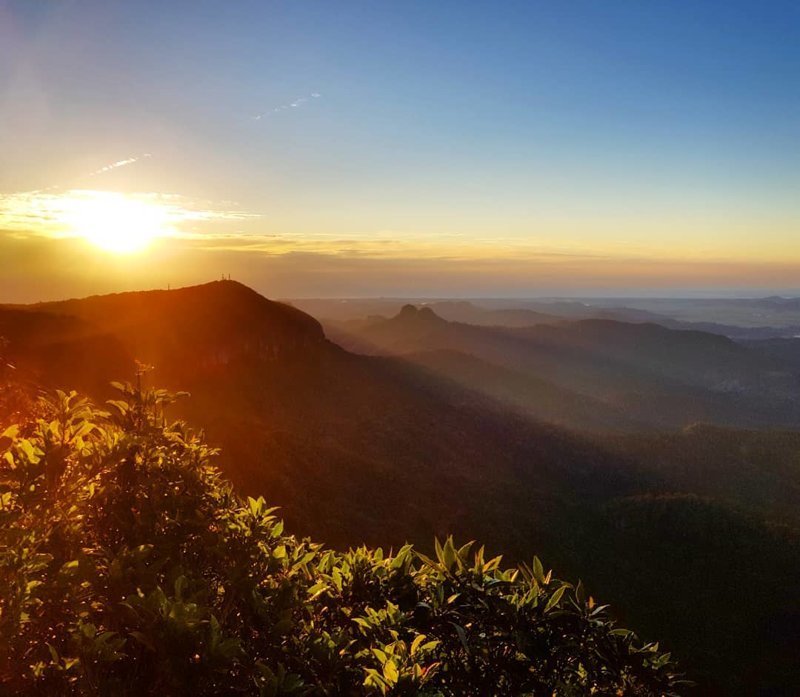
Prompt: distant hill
<box><xmin>290</xmin><ymin>296</ymin><xmax>800</xmax><ymax>339</ymax></box>
<box><xmin>2</xmin><ymin>281</ymin><xmax>800</xmax><ymax>693</ymax></box>
<box><xmin>330</xmin><ymin>304</ymin><xmax>800</xmax><ymax>432</ymax></box>
<box><xmin>423</xmin><ymin>300</ymin><xmax>563</xmax><ymax>327</ymax></box>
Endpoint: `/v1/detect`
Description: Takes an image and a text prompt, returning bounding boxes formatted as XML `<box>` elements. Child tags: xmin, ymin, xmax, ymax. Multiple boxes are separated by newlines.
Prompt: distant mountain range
<box><xmin>289</xmin><ymin>297</ymin><xmax>800</xmax><ymax>339</ymax></box>
<box><xmin>2</xmin><ymin>281</ymin><xmax>799</xmax><ymax>694</ymax></box>
<box><xmin>327</xmin><ymin>303</ymin><xmax>800</xmax><ymax>432</ymax></box>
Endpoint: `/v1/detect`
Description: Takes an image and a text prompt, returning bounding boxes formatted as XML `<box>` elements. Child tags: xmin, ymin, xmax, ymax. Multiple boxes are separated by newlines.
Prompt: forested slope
<box><xmin>2</xmin><ymin>281</ymin><xmax>799</xmax><ymax>693</ymax></box>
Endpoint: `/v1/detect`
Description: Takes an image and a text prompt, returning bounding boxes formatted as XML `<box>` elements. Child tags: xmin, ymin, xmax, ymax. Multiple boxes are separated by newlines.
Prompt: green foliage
<box><xmin>0</xmin><ymin>383</ymin><xmax>685</xmax><ymax>695</ymax></box>
<box><xmin>0</xmin><ymin>337</ymin><xmax>40</xmax><ymax>427</ymax></box>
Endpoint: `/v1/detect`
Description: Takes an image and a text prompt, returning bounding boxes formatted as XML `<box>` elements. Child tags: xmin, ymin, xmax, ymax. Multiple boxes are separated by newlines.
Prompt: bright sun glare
<box><xmin>62</xmin><ymin>191</ymin><xmax>172</xmax><ymax>253</ymax></box>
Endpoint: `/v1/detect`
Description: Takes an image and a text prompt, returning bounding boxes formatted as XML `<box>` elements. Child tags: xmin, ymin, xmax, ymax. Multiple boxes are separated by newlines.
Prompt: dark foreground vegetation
<box><xmin>0</xmin><ymin>379</ymin><xmax>684</xmax><ymax>695</ymax></box>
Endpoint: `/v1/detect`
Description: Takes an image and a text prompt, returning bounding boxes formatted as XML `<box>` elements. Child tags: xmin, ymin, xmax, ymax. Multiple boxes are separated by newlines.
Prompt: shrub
<box><xmin>0</xmin><ymin>381</ymin><xmax>685</xmax><ymax>695</ymax></box>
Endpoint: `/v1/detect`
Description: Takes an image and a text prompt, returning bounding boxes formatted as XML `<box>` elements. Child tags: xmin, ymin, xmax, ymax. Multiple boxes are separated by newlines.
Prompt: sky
<box><xmin>1</xmin><ymin>0</ymin><xmax>798</xmax><ymax>301</ymax></box>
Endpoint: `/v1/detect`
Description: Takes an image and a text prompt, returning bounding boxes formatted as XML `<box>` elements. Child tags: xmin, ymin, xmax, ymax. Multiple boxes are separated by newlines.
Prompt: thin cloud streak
<box><xmin>86</xmin><ymin>153</ymin><xmax>152</xmax><ymax>179</ymax></box>
<box><xmin>17</xmin><ymin>153</ymin><xmax>154</xmax><ymax>195</ymax></box>
<box><xmin>252</xmin><ymin>92</ymin><xmax>322</xmax><ymax>120</ymax></box>
<box><xmin>164</xmin><ymin>231</ymin><xmax>699</xmax><ymax>266</ymax></box>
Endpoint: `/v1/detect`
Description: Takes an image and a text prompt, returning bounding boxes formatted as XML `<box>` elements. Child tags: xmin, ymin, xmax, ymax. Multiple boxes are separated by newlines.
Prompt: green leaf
<box><xmin>47</xmin><ymin>643</ymin><xmax>59</xmax><ymax>664</ymax></box>
<box><xmin>382</xmin><ymin>659</ymin><xmax>399</xmax><ymax>684</ymax></box>
<box><xmin>532</xmin><ymin>556</ymin><xmax>545</xmax><ymax>584</ymax></box>
<box><xmin>545</xmin><ymin>585</ymin><xmax>568</xmax><ymax>613</ymax></box>
<box><xmin>1</xmin><ymin>424</ymin><xmax>19</xmax><ymax>441</ymax></box>
<box><xmin>410</xmin><ymin>634</ymin><xmax>426</xmax><ymax>656</ymax></box>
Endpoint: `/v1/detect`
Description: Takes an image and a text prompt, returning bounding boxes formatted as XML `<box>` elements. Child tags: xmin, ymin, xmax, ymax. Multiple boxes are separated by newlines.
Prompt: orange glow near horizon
<box><xmin>0</xmin><ymin>186</ymin><xmax>798</xmax><ymax>298</ymax></box>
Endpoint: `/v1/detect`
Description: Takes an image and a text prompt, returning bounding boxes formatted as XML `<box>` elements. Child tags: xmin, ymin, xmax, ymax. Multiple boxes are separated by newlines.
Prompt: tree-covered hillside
<box><xmin>0</xmin><ymin>381</ymin><xmax>683</xmax><ymax>695</ymax></box>
<box><xmin>3</xmin><ymin>282</ymin><xmax>800</xmax><ymax>693</ymax></box>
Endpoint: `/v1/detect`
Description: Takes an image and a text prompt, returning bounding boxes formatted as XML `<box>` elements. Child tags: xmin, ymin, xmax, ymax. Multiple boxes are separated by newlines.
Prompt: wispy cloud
<box><xmin>20</xmin><ymin>153</ymin><xmax>154</xmax><ymax>195</ymax></box>
<box><xmin>252</xmin><ymin>92</ymin><xmax>322</xmax><ymax>120</ymax></box>
<box><xmin>86</xmin><ymin>153</ymin><xmax>152</xmax><ymax>178</ymax></box>
<box><xmin>165</xmin><ymin>229</ymin><xmax>630</xmax><ymax>265</ymax></box>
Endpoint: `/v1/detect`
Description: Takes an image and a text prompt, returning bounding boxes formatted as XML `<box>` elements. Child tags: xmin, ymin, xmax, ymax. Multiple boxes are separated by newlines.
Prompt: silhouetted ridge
<box><xmin>396</xmin><ymin>304</ymin><xmax>444</xmax><ymax>323</ymax></box>
<box><xmin>31</xmin><ymin>280</ymin><xmax>323</xmax><ymax>341</ymax></box>
<box><xmin>5</xmin><ymin>281</ymin><xmax>327</xmax><ymax>382</ymax></box>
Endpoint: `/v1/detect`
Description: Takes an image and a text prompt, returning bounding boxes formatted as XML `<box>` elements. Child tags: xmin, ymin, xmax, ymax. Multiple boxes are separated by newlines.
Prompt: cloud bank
<box><xmin>2</xmin><ymin>228</ymin><xmax>798</xmax><ymax>304</ymax></box>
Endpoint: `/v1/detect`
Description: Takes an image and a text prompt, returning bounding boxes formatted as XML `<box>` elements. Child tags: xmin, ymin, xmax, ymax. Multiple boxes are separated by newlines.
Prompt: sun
<box><xmin>62</xmin><ymin>191</ymin><xmax>172</xmax><ymax>253</ymax></box>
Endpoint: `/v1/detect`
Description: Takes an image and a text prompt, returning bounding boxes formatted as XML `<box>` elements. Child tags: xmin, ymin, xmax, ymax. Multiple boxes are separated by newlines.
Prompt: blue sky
<box><xmin>1</xmin><ymin>0</ymin><xmax>798</xmax><ymax>299</ymax></box>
